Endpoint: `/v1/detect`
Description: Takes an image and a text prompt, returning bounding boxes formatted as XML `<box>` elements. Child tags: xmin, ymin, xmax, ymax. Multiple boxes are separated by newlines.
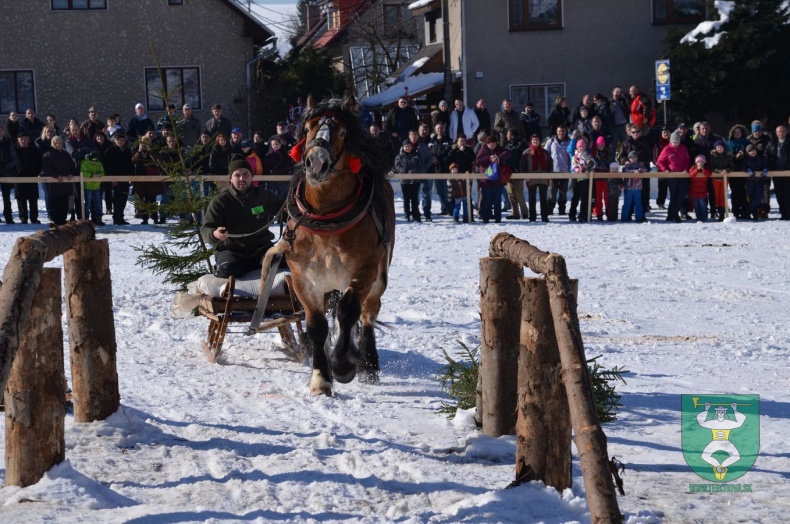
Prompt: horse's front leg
<box><xmin>304</xmin><ymin>306</ymin><xmax>332</xmax><ymax>395</ymax></box>
<box><xmin>331</xmin><ymin>287</ymin><xmax>361</xmax><ymax>384</ymax></box>
<box><xmin>357</xmin><ymin>294</ymin><xmax>382</xmax><ymax>384</ymax></box>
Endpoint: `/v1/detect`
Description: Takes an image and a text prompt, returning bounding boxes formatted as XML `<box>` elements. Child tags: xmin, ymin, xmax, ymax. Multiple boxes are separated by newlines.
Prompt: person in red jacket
<box><xmin>689</xmin><ymin>155</ymin><xmax>712</xmax><ymax>222</ymax></box>
<box><xmin>628</xmin><ymin>85</ymin><xmax>654</xmax><ymax>136</ymax></box>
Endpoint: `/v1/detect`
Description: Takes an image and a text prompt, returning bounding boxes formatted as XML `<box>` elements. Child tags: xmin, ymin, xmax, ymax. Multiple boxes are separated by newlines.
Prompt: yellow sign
<box><xmin>657</xmin><ymin>62</ymin><xmax>670</xmax><ymax>85</ymax></box>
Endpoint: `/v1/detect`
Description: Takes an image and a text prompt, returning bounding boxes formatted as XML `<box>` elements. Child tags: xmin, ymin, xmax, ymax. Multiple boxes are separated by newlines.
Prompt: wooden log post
<box><xmin>64</xmin><ymin>239</ymin><xmax>120</xmax><ymax>422</ymax></box>
<box><xmin>478</xmin><ymin>257</ymin><xmax>523</xmax><ymax>437</ymax></box>
<box><xmin>489</xmin><ymin>232</ymin><xmax>622</xmax><ymax>524</ymax></box>
<box><xmin>516</xmin><ymin>278</ymin><xmax>576</xmax><ymax>490</ymax></box>
<box><xmin>4</xmin><ymin>269</ymin><xmax>66</xmax><ymax>487</ymax></box>
<box><xmin>0</xmin><ymin>222</ymin><xmax>96</xmax><ymax>395</ymax></box>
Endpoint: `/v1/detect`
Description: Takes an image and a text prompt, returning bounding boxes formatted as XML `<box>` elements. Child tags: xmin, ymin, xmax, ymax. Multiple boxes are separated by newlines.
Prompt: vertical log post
<box><xmin>63</xmin><ymin>239</ymin><xmax>120</xmax><ymax>422</ymax></box>
<box><xmin>478</xmin><ymin>257</ymin><xmax>522</xmax><ymax>437</ymax></box>
<box><xmin>489</xmin><ymin>233</ymin><xmax>622</xmax><ymax>523</ymax></box>
<box><xmin>4</xmin><ymin>269</ymin><xmax>66</xmax><ymax>487</ymax></box>
<box><xmin>516</xmin><ymin>278</ymin><xmax>576</xmax><ymax>490</ymax></box>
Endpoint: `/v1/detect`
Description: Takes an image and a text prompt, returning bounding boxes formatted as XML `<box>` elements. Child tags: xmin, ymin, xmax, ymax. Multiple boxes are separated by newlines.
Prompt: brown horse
<box><xmin>259</xmin><ymin>96</ymin><xmax>395</xmax><ymax>396</ymax></box>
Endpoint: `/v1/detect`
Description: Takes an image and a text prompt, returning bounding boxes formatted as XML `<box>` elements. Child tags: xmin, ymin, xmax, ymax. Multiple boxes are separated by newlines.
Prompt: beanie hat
<box><xmin>745</xmin><ymin>144</ymin><xmax>755</xmax><ymax>153</ymax></box>
<box><xmin>751</xmin><ymin>121</ymin><xmax>763</xmax><ymax>133</ymax></box>
<box><xmin>670</xmin><ymin>131</ymin><xmax>681</xmax><ymax>144</ymax></box>
<box><xmin>402</xmin><ymin>139</ymin><xmax>412</xmax><ymax>147</ymax></box>
<box><xmin>713</xmin><ymin>140</ymin><xmax>725</xmax><ymax>149</ymax></box>
<box><xmin>694</xmin><ymin>155</ymin><xmax>706</xmax><ymax>164</ymax></box>
<box><xmin>228</xmin><ymin>154</ymin><xmax>252</xmax><ymax>175</ymax></box>
<box><xmin>576</xmin><ymin>138</ymin><xmax>587</xmax><ymax>149</ymax></box>
<box><xmin>595</xmin><ymin>136</ymin><xmax>606</xmax><ymax>147</ymax></box>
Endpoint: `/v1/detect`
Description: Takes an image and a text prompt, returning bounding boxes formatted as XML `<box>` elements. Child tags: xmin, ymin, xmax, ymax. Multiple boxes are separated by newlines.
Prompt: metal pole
<box><xmin>442</xmin><ymin>0</ymin><xmax>452</xmax><ymax>101</ymax></box>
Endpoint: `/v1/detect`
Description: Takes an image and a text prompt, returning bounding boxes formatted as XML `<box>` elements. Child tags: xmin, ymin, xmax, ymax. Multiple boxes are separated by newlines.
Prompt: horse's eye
<box><xmin>338</xmin><ymin>128</ymin><xmax>347</xmax><ymax>138</ymax></box>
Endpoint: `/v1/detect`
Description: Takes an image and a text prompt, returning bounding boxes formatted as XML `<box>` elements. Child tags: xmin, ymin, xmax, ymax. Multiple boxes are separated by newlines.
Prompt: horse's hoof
<box><xmin>332</xmin><ymin>366</ymin><xmax>357</xmax><ymax>384</ymax></box>
<box><xmin>310</xmin><ymin>385</ymin><xmax>332</xmax><ymax>396</ymax></box>
<box><xmin>310</xmin><ymin>370</ymin><xmax>332</xmax><ymax>396</ymax></box>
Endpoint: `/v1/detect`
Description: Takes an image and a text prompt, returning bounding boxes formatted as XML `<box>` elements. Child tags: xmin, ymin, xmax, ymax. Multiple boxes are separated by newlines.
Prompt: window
<box><xmin>426</xmin><ymin>9</ymin><xmax>439</xmax><ymax>43</ymax></box>
<box><xmin>509</xmin><ymin>0</ymin><xmax>562</xmax><ymax>31</ymax></box>
<box><xmin>653</xmin><ymin>0</ymin><xmax>705</xmax><ymax>24</ymax></box>
<box><xmin>51</xmin><ymin>0</ymin><xmax>107</xmax><ymax>10</ymax></box>
<box><xmin>383</xmin><ymin>3</ymin><xmax>408</xmax><ymax>29</ymax></box>
<box><xmin>168</xmin><ymin>0</ymin><xmax>184</xmax><ymax>5</ymax></box>
<box><xmin>510</xmin><ymin>84</ymin><xmax>564</xmax><ymax>127</ymax></box>
<box><xmin>0</xmin><ymin>70</ymin><xmax>36</xmax><ymax>115</ymax></box>
<box><xmin>144</xmin><ymin>67</ymin><xmax>202</xmax><ymax>112</ymax></box>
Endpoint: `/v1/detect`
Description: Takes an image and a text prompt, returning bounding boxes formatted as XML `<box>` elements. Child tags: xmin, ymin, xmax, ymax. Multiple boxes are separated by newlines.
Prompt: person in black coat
<box><xmin>14</xmin><ymin>132</ymin><xmax>42</xmax><ymax>223</ymax></box>
<box><xmin>40</xmin><ymin>136</ymin><xmax>76</xmax><ymax>225</ymax></box>
<box><xmin>103</xmin><ymin>132</ymin><xmax>135</xmax><ymax>225</ymax></box>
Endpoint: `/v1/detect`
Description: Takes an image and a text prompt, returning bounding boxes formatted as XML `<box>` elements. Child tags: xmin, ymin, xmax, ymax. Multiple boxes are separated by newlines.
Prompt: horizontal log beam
<box><xmin>0</xmin><ymin>222</ymin><xmax>96</xmax><ymax>395</ymax></box>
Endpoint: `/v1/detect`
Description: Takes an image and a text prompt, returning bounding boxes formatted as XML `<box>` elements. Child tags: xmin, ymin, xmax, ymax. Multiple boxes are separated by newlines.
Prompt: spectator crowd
<box><xmin>0</xmin><ymin>103</ymin><xmax>295</xmax><ymax>226</ymax></box>
<box><xmin>381</xmin><ymin>85</ymin><xmax>790</xmax><ymax>224</ymax></box>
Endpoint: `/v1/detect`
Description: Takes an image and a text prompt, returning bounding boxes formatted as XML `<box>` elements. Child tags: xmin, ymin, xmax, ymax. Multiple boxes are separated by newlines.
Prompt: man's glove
<box><xmin>761</xmin><ymin>168</ymin><xmax>769</xmax><ymax>177</ymax></box>
<box><xmin>746</xmin><ymin>169</ymin><xmax>755</xmax><ymax>177</ymax></box>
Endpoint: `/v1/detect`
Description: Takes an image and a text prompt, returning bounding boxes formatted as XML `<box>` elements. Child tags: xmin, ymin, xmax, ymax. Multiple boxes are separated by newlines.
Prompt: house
<box><xmin>291</xmin><ymin>0</ymin><xmax>423</xmax><ymax>105</ymax></box>
<box><xmin>0</xmin><ymin>0</ymin><xmax>275</xmax><ymax>136</ymax></box>
<box><xmin>461</xmin><ymin>0</ymin><xmax>706</xmax><ymax>128</ymax></box>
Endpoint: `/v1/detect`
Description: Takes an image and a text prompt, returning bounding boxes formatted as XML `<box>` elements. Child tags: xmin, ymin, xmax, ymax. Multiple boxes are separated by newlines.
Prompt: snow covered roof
<box><xmin>408</xmin><ymin>0</ymin><xmax>436</xmax><ymax>10</ymax></box>
<box><xmin>361</xmin><ymin>72</ymin><xmax>445</xmax><ymax>111</ymax></box>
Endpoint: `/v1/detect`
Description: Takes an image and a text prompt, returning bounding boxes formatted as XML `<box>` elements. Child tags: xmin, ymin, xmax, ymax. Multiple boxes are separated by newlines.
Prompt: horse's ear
<box><xmin>306</xmin><ymin>94</ymin><xmax>315</xmax><ymax>111</ymax></box>
<box><xmin>343</xmin><ymin>95</ymin><xmax>357</xmax><ymax>109</ymax></box>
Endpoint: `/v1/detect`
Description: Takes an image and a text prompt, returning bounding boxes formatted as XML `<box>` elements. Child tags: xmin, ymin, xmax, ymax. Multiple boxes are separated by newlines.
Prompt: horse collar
<box><xmin>285</xmin><ymin>172</ymin><xmax>374</xmax><ymax>242</ymax></box>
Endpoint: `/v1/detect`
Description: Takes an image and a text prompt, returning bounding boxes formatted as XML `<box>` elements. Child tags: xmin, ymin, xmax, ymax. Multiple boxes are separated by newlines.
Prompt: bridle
<box><xmin>303</xmin><ymin>114</ymin><xmax>348</xmax><ymax>175</ymax></box>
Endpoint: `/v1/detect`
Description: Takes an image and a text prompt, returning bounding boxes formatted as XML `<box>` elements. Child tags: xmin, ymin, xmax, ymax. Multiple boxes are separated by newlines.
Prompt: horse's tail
<box><xmin>258</xmin><ymin>240</ymin><xmax>289</xmax><ymax>296</ymax></box>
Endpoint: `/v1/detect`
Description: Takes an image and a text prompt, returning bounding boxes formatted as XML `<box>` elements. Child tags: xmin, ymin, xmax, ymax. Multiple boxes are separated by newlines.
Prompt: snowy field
<box><xmin>0</xmin><ymin>190</ymin><xmax>788</xmax><ymax>524</ymax></box>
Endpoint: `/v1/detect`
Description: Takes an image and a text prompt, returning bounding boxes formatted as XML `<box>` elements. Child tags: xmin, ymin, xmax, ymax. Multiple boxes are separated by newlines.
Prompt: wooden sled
<box><xmin>198</xmin><ymin>274</ymin><xmax>306</xmax><ymax>364</ymax></box>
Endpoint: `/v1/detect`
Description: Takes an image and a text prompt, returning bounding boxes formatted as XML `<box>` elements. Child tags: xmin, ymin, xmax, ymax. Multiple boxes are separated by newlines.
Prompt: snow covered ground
<box><xmin>1</xmin><ymin>190</ymin><xmax>789</xmax><ymax>523</ymax></box>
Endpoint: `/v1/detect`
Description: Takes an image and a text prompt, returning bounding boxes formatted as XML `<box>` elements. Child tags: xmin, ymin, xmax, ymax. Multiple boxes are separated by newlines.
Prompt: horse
<box><xmin>259</xmin><ymin>95</ymin><xmax>395</xmax><ymax>396</ymax></box>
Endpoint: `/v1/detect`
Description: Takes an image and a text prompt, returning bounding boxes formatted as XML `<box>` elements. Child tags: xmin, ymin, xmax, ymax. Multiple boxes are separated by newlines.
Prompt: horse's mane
<box><xmin>296</xmin><ymin>98</ymin><xmax>391</xmax><ymax>184</ymax></box>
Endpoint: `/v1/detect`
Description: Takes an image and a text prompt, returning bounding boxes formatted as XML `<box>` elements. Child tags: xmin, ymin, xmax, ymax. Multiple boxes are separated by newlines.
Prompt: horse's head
<box><xmin>296</xmin><ymin>96</ymin><xmax>356</xmax><ymax>184</ymax></box>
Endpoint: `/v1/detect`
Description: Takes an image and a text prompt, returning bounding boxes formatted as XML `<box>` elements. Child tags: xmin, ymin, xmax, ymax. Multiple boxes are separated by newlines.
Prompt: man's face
<box><xmin>613</xmin><ymin>87</ymin><xmax>622</xmax><ymax>98</ymax></box>
<box><xmin>487</xmin><ymin>142</ymin><xmax>496</xmax><ymax>151</ymax></box>
<box><xmin>18</xmin><ymin>135</ymin><xmax>29</xmax><ymax>148</ymax></box>
<box><xmin>699</xmin><ymin>124</ymin><xmax>710</xmax><ymax>137</ymax></box>
<box><xmin>557</xmin><ymin>127</ymin><xmax>567</xmax><ymax>139</ymax></box>
<box><xmin>419</xmin><ymin>126</ymin><xmax>429</xmax><ymax>137</ymax></box>
<box><xmin>277</xmin><ymin>125</ymin><xmax>287</xmax><ymax>135</ymax></box>
<box><xmin>166</xmin><ymin>136</ymin><xmax>177</xmax><ymax>148</ymax></box>
<box><xmin>776</xmin><ymin>126</ymin><xmax>787</xmax><ymax>141</ymax></box>
<box><xmin>629</xmin><ymin>127</ymin><xmax>641</xmax><ymax>139</ymax></box>
<box><xmin>8</xmin><ymin>112</ymin><xmax>18</xmax><ymax>122</ymax></box>
<box><xmin>114</xmin><ymin>137</ymin><xmax>127</xmax><ymax>148</ymax></box>
<box><xmin>454</xmin><ymin>100</ymin><xmax>464</xmax><ymax>111</ymax></box>
<box><xmin>231</xmin><ymin>132</ymin><xmax>241</xmax><ymax>142</ymax></box>
<box><xmin>162</xmin><ymin>128</ymin><xmax>170</xmax><ymax>137</ymax></box>
<box><xmin>369</xmin><ymin>125</ymin><xmax>378</xmax><ymax>137</ymax></box>
<box><xmin>397</xmin><ymin>98</ymin><xmax>408</xmax><ymax>109</ymax></box>
<box><xmin>628</xmin><ymin>87</ymin><xmax>638</xmax><ymax>98</ymax></box>
<box><xmin>230</xmin><ymin>169</ymin><xmax>253</xmax><ymax>192</ymax></box>
<box><xmin>212</xmin><ymin>108</ymin><xmax>222</xmax><ymax>119</ymax></box>
<box><xmin>136</xmin><ymin>106</ymin><xmax>144</xmax><ymax>117</ymax></box>
<box><xmin>531</xmin><ymin>137</ymin><xmax>540</xmax><ymax>147</ymax></box>
<box><xmin>434</xmin><ymin>124</ymin><xmax>444</xmax><ymax>136</ymax></box>
<box><xmin>502</xmin><ymin>100</ymin><xmax>512</xmax><ymax>112</ymax></box>
<box><xmin>183</xmin><ymin>107</ymin><xmax>192</xmax><ymax>117</ymax></box>
<box><xmin>456</xmin><ymin>137</ymin><xmax>465</xmax><ymax>148</ymax></box>
<box><xmin>476</xmin><ymin>99</ymin><xmax>486</xmax><ymax>110</ymax></box>
<box><xmin>409</xmin><ymin>131</ymin><xmax>419</xmax><ymax>144</ymax></box>
<box><xmin>524</xmin><ymin>105</ymin><xmax>533</xmax><ymax>113</ymax></box>
<box><xmin>89</xmin><ymin>110</ymin><xmax>97</xmax><ymax>121</ymax></box>
<box><xmin>26</xmin><ymin>109</ymin><xmax>35</xmax><ymax>121</ymax></box>
<box><xmin>592</xmin><ymin>117</ymin><xmax>601</xmax><ymax>130</ymax></box>
<box><xmin>582</xmin><ymin>95</ymin><xmax>591</xmax><ymax>106</ymax></box>
<box><xmin>254</xmin><ymin>133</ymin><xmax>264</xmax><ymax>143</ymax></box>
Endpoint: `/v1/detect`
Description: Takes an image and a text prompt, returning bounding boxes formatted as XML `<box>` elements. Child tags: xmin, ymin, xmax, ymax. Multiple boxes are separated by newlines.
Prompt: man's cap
<box><xmin>241</xmin><ymin>139</ymin><xmax>252</xmax><ymax>148</ymax></box>
<box><xmin>182</xmin><ymin>104</ymin><xmax>191</xmax><ymax>110</ymax></box>
<box><xmin>231</xmin><ymin>127</ymin><xmax>242</xmax><ymax>134</ymax></box>
<box><xmin>135</xmin><ymin>103</ymin><xmax>144</xmax><ymax>110</ymax></box>
<box><xmin>88</xmin><ymin>106</ymin><xmax>97</xmax><ymax>113</ymax></box>
<box><xmin>714</xmin><ymin>406</ymin><xmax>728</xmax><ymax>413</ymax></box>
<box><xmin>113</xmin><ymin>132</ymin><xmax>127</xmax><ymax>140</ymax></box>
<box><xmin>677</xmin><ymin>122</ymin><xmax>687</xmax><ymax>129</ymax></box>
<box><xmin>228</xmin><ymin>154</ymin><xmax>252</xmax><ymax>175</ymax></box>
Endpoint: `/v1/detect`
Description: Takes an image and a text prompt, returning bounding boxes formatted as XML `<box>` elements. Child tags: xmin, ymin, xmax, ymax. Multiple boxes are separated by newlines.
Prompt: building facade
<box><xmin>1</xmin><ymin>0</ymin><xmax>274</xmax><ymax>134</ymax></box>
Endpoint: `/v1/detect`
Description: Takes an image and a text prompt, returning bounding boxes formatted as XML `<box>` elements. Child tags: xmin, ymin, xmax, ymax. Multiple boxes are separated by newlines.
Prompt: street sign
<box><xmin>656</xmin><ymin>59</ymin><xmax>671</xmax><ymax>101</ymax></box>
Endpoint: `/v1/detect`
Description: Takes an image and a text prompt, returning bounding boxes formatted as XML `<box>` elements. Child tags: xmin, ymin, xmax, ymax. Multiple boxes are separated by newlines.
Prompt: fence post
<box><xmin>63</xmin><ymin>239</ymin><xmax>120</xmax><ymax>422</ymax></box>
<box><xmin>516</xmin><ymin>278</ymin><xmax>575</xmax><ymax>490</ymax></box>
<box><xmin>4</xmin><ymin>269</ymin><xmax>66</xmax><ymax>487</ymax></box>
<box><xmin>478</xmin><ymin>257</ymin><xmax>522</xmax><ymax>437</ymax></box>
